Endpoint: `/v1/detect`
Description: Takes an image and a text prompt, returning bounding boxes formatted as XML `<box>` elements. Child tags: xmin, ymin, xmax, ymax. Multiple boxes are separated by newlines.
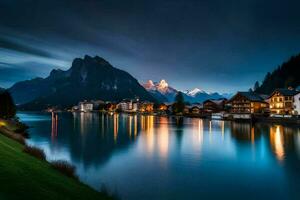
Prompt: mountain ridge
<box><xmin>143</xmin><ymin>79</ymin><xmax>229</xmax><ymax>103</ymax></box>
<box><xmin>10</xmin><ymin>55</ymin><xmax>156</xmax><ymax>109</ymax></box>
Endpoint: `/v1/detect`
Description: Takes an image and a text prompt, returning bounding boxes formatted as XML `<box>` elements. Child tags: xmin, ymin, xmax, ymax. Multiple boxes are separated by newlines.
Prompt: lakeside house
<box><xmin>138</xmin><ymin>101</ymin><xmax>154</xmax><ymax>113</ymax></box>
<box><xmin>294</xmin><ymin>92</ymin><xmax>300</xmax><ymax>115</ymax></box>
<box><xmin>268</xmin><ymin>88</ymin><xmax>299</xmax><ymax>115</ymax></box>
<box><xmin>228</xmin><ymin>92</ymin><xmax>269</xmax><ymax>119</ymax></box>
<box><xmin>203</xmin><ymin>98</ymin><xmax>227</xmax><ymax>113</ymax></box>
<box><xmin>190</xmin><ymin>105</ymin><xmax>202</xmax><ymax>114</ymax></box>
<box><xmin>79</xmin><ymin>101</ymin><xmax>94</xmax><ymax>112</ymax></box>
<box><xmin>117</xmin><ymin>99</ymin><xmax>138</xmax><ymax>112</ymax></box>
<box><xmin>116</xmin><ymin>99</ymin><xmax>154</xmax><ymax>113</ymax></box>
<box><xmin>158</xmin><ymin>103</ymin><xmax>168</xmax><ymax>112</ymax></box>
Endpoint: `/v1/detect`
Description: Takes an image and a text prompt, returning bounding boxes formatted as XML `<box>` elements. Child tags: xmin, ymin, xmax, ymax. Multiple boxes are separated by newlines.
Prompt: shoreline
<box><xmin>41</xmin><ymin>110</ymin><xmax>300</xmax><ymax>125</ymax></box>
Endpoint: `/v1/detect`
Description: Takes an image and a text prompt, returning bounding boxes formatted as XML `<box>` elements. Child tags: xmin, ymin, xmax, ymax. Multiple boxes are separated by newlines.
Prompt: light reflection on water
<box><xmin>19</xmin><ymin>112</ymin><xmax>300</xmax><ymax>200</ymax></box>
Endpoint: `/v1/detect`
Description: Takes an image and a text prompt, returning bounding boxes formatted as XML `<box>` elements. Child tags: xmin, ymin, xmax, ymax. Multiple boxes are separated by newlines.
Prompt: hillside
<box><xmin>254</xmin><ymin>54</ymin><xmax>300</xmax><ymax>94</ymax></box>
<box><xmin>0</xmin><ymin>132</ymin><xmax>112</xmax><ymax>200</ymax></box>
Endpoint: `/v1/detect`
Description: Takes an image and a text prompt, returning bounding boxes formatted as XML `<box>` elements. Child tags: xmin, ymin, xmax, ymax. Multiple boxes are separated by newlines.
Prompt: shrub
<box><xmin>23</xmin><ymin>145</ymin><xmax>46</xmax><ymax>161</ymax></box>
<box><xmin>50</xmin><ymin>160</ymin><xmax>78</xmax><ymax>180</ymax></box>
<box><xmin>0</xmin><ymin>126</ymin><xmax>25</xmax><ymax>145</ymax></box>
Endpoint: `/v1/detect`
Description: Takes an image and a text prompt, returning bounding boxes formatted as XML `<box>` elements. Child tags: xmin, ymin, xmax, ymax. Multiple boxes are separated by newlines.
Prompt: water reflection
<box><xmin>270</xmin><ymin>125</ymin><xmax>285</xmax><ymax>161</ymax></box>
<box><xmin>51</xmin><ymin>112</ymin><xmax>58</xmax><ymax>139</ymax></box>
<box><xmin>19</xmin><ymin>112</ymin><xmax>300</xmax><ymax>200</ymax></box>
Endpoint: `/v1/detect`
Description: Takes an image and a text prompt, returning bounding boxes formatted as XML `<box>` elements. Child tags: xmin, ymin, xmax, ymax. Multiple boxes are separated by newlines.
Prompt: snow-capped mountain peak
<box><xmin>143</xmin><ymin>79</ymin><xmax>227</xmax><ymax>103</ymax></box>
<box><xmin>157</xmin><ymin>79</ymin><xmax>169</xmax><ymax>93</ymax></box>
<box><xmin>186</xmin><ymin>88</ymin><xmax>205</xmax><ymax>97</ymax></box>
<box><xmin>143</xmin><ymin>80</ymin><xmax>156</xmax><ymax>90</ymax></box>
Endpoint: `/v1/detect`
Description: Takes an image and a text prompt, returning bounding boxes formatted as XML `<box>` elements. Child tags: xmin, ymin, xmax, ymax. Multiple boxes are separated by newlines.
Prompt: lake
<box><xmin>18</xmin><ymin>112</ymin><xmax>300</xmax><ymax>200</ymax></box>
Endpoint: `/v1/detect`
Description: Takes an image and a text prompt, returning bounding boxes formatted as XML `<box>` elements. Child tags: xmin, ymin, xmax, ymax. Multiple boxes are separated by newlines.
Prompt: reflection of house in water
<box><xmin>269</xmin><ymin>125</ymin><xmax>296</xmax><ymax>162</ymax></box>
<box><xmin>140</xmin><ymin>115</ymin><xmax>171</xmax><ymax>158</ymax></box>
<box><xmin>269</xmin><ymin>125</ymin><xmax>285</xmax><ymax>161</ymax></box>
<box><xmin>230</xmin><ymin>122</ymin><xmax>256</xmax><ymax>142</ymax></box>
<box><xmin>51</xmin><ymin>112</ymin><xmax>58</xmax><ymax>139</ymax></box>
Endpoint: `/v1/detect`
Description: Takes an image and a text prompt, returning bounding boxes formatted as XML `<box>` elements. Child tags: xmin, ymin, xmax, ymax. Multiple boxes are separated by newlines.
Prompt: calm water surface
<box><xmin>18</xmin><ymin>112</ymin><xmax>300</xmax><ymax>200</ymax></box>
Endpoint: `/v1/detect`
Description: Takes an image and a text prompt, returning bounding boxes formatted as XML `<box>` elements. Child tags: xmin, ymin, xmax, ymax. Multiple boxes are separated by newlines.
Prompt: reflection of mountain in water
<box><xmin>51</xmin><ymin>113</ymin><xmax>142</xmax><ymax>168</ymax></box>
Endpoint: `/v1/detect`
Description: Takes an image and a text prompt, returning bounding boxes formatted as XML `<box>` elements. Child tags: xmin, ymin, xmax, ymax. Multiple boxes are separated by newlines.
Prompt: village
<box><xmin>70</xmin><ymin>87</ymin><xmax>300</xmax><ymax>122</ymax></box>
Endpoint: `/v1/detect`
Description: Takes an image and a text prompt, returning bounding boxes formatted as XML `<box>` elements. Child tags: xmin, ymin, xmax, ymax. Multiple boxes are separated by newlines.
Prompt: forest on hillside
<box><xmin>254</xmin><ymin>54</ymin><xmax>300</xmax><ymax>94</ymax></box>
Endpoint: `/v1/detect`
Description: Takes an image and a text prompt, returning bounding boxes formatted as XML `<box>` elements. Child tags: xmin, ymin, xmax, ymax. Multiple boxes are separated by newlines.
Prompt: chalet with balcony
<box><xmin>203</xmin><ymin>98</ymin><xmax>227</xmax><ymax>113</ymax></box>
<box><xmin>228</xmin><ymin>92</ymin><xmax>268</xmax><ymax>116</ymax></box>
<box><xmin>268</xmin><ymin>88</ymin><xmax>299</xmax><ymax>115</ymax></box>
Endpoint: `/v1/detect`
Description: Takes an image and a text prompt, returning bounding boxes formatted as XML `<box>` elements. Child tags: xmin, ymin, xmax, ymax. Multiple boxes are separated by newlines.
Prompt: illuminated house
<box><xmin>138</xmin><ymin>102</ymin><xmax>154</xmax><ymax>113</ymax></box>
<box><xmin>158</xmin><ymin>103</ymin><xmax>168</xmax><ymax>111</ymax></box>
<box><xmin>79</xmin><ymin>101</ymin><xmax>93</xmax><ymax>112</ymax></box>
<box><xmin>294</xmin><ymin>92</ymin><xmax>300</xmax><ymax>115</ymax></box>
<box><xmin>268</xmin><ymin>88</ymin><xmax>299</xmax><ymax>115</ymax></box>
<box><xmin>203</xmin><ymin>98</ymin><xmax>227</xmax><ymax>113</ymax></box>
<box><xmin>190</xmin><ymin>105</ymin><xmax>202</xmax><ymax>114</ymax></box>
<box><xmin>117</xmin><ymin>99</ymin><xmax>138</xmax><ymax>112</ymax></box>
<box><xmin>228</xmin><ymin>92</ymin><xmax>269</xmax><ymax>114</ymax></box>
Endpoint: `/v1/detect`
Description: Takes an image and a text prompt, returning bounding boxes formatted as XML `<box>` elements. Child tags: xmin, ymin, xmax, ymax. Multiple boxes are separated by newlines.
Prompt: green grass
<box><xmin>0</xmin><ymin>133</ymin><xmax>113</xmax><ymax>200</ymax></box>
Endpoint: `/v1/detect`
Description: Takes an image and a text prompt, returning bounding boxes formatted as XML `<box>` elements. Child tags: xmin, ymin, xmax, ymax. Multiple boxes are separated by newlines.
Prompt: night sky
<box><xmin>1</xmin><ymin>0</ymin><xmax>300</xmax><ymax>92</ymax></box>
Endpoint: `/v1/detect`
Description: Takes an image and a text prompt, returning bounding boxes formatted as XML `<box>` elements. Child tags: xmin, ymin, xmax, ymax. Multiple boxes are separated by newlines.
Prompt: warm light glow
<box><xmin>0</xmin><ymin>121</ymin><xmax>6</xmax><ymax>127</ymax></box>
<box><xmin>128</xmin><ymin>115</ymin><xmax>132</xmax><ymax>137</ymax></box>
<box><xmin>134</xmin><ymin>115</ymin><xmax>137</xmax><ymax>138</ymax></box>
<box><xmin>251</xmin><ymin>127</ymin><xmax>255</xmax><ymax>144</ymax></box>
<box><xmin>142</xmin><ymin>115</ymin><xmax>155</xmax><ymax>154</ymax></box>
<box><xmin>270</xmin><ymin>125</ymin><xmax>285</xmax><ymax>161</ymax></box>
<box><xmin>114</xmin><ymin>114</ymin><xmax>119</xmax><ymax>143</ymax></box>
<box><xmin>157</xmin><ymin>117</ymin><xmax>169</xmax><ymax>158</ymax></box>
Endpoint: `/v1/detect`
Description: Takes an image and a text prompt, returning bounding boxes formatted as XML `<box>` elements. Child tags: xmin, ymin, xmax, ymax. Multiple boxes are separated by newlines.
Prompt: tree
<box><xmin>254</xmin><ymin>81</ymin><xmax>260</xmax><ymax>91</ymax></box>
<box><xmin>172</xmin><ymin>92</ymin><xmax>185</xmax><ymax>114</ymax></box>
<box><xmin>0</xmin><ymin>90</ymin><xmax>16</xmax><ymax>119</ymax></box>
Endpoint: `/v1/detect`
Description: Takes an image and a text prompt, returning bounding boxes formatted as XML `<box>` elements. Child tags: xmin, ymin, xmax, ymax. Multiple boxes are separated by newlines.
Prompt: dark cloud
<box><xmin>0</xmin><ymin>36</ymin><xmax>56</xmax><ymax>59</ymax></box>
<box><xmin>1</xmin><ymin>0</ymin><xmax>300</xmax><ymax>92</ymax></box>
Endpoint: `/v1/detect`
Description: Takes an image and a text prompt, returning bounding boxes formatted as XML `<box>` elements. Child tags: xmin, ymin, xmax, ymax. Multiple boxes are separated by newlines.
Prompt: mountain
<box><xmin>185</xmin><ymin>88</ymin><xmax>205</xmax><ymax>97</ymax></box>
<box><xmin>143</xmin><ymin>80</ymin><xmax>227</xmax><ymax>103</ymax></box>
<box><xmin>254</xmin><ymin>54</ymin><xmax>300</xmax><ymax>94</ymax></box>
<box><xmin>183</xmin><ymin>88</ymin><xmax>225</xmax><ymax>103</ymax></box>
<box><xmin>9</xmin><ymin>55</ymin><xmax>156</xmax><ymax>110</ymax></box>
<box><xmin>143</xmin><ymin>80</ymin><xmax>177</xmax><ymax>102</ymax></box>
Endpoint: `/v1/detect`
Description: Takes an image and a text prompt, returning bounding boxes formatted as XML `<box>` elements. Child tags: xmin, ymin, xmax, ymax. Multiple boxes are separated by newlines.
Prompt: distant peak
<box><xmin>187</xmin><ymin>88</ymin><xmax>205</xmax><ymax>96</ymax></box>
<box><xmin>143</xmin><ymin>80</ymin><xmax>155</xmax><ymax>90</ymax></box>
<box><xmin>157</xmin><ymin>79</ymin><xmax>168</xmax><ymax>89</ymax></box>
<box><xmin>84</xmin><ymin>55</ymin><xmax>93</xmax><ymax>60</ymax></box>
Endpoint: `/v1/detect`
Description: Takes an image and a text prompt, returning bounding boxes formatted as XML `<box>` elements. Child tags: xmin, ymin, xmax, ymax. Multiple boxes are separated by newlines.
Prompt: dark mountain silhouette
<box><xmin>9</xmin><ymin>55</ymin><xmax>156</xmax><ymax>110</ymax></box>
<box><xmin>254</xmin><ymin>54</ymin><xmax>300</xmax><ymax>94</ymax></box>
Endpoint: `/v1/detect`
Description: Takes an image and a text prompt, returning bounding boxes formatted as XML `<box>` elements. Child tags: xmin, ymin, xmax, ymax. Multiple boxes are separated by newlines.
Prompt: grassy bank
<box><xmin>0</xmin><ymin>121</ymin><xmax>113</xmax><ymax>200</ymax></box>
